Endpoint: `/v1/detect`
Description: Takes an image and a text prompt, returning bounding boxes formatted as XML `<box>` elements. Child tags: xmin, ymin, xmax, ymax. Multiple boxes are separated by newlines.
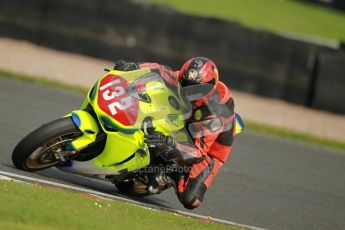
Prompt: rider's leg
<box><xmin>176</xmin><ymin>155</ymin><xmax>223</xmax><ymax>209</ymax></box>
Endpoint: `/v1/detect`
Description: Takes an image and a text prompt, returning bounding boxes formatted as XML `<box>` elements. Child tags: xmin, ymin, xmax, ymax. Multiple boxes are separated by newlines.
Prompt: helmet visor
<box><xmin>180</xmin><ymin>83</ymin><xmax>214</xmax><ymax>102</ymax></box>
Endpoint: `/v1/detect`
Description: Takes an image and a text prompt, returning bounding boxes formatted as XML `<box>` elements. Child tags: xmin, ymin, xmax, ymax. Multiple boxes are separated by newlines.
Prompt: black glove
<box><xmin>144</xmin><ymin>131</ymin><xmax>176</xmax><ymax>150</ymax></box>
<box><xmin>114</xmin><ymin>60</ymin><xmax>139</xmax><ymax>71</ymax></box>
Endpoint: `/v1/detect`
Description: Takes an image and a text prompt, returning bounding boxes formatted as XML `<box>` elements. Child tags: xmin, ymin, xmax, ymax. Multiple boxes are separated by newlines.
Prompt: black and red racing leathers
<box><xmin>139</xmin><ymin>63</ymin><xmax>236</xmax><ymax>209</ymax></box>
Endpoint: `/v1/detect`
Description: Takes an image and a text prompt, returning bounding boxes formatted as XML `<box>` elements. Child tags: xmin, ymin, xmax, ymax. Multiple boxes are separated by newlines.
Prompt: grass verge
<box><xmin>0</xmin><ymin>69</ymin><xmax>87</xmax><ymax>93</ymax></box>
<box><xmin>0</xmin><ymin>180</ymin><xmax>238</xmax><ymax>230</ymax></box>
<box><xmin>1</xmin><ymin>69</ymin><xmax>344</xmax><ymax>152</ymax></box>
<box><xmin>246</xmin><ymin>121</ymin><xmax>345</xmax><ymax>152</ymax></box>
<box><xmin>149</xmin><ymin>0</ymin><xmax>345</xmax><ymax>42</ymax></box>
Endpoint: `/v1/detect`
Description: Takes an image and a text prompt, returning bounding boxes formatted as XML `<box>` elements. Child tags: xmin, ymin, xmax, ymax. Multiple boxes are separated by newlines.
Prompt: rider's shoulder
<box><xmin>213</xmin><ymin>81</ymin><xmax>233</xmax><ymax>104</ymax></box>
<box><xmin>216</xmin><ymin>81</ymin><xmax>232</xmax><ymax>99</ymax></box>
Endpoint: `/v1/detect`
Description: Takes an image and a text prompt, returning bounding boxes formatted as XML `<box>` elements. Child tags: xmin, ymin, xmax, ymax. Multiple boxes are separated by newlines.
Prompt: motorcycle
<box><xmin>12</xmin><ymin>68</ymin><xmax>245</xmax><ymax>196</ymax></box>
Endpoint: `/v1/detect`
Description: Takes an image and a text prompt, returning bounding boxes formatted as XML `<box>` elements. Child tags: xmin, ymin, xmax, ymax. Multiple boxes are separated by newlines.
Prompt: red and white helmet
<box><xmin>179</xmin><ymin>57</ymin><xmax>219</xmax><ymax>106</ymax></box>
<box><xmin>179</xmin><ymin>57</ymin><xmax>219</xmax><ymax>87</ymax></box>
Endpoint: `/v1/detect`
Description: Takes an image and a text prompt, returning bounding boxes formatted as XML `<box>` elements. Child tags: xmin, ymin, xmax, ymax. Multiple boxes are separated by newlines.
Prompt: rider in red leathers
<box><xmin>115</xmin><ymin>57</ymin><xmax>237</xmax><ymax>209</ymax></box>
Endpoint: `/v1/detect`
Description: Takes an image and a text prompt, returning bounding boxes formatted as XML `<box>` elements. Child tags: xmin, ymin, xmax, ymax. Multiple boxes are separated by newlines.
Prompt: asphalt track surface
<box><xmin>1</xmin><ymin>77</ymin><xmax>345</xmax><ymax>230</ymax></box>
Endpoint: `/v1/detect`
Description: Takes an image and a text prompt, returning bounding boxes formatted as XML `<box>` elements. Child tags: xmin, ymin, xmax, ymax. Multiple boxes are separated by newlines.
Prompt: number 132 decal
<box><xmin>99</xmin><ymin>78</ymin><xmax>133</xmax><ymax>115</ymax></box>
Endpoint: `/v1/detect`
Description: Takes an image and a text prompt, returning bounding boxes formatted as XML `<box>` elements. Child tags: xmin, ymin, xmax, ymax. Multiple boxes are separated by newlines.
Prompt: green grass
<box><xmin>0</xmin><ymin>180</ymin><xmax>238</xmax><ymax>230</ymax></box>
<box><xmin>149</xmin><ymin>0</ymin><xmax>345</xmax><ymax>42</ymax></box>
<box><xmin>246</xmin><ymin>121</ymin><xmax>345</xmax><ymax>152</ymax></box>
<box><xmin>0</xmin><ymin>70</ymin><xmax>87</xmax><ymax>93</ymax></box>
<box><xmin>1</xmin><ymin>70</ymin><xmax>344</xmax><ymax>152</ymax></box>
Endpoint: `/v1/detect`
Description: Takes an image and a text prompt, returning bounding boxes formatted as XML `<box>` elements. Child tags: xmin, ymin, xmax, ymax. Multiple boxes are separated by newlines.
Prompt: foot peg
<box><xmin>147</xmin><ymin>171</ymin><xmax>172</xmax><ymax>194</ymax></box>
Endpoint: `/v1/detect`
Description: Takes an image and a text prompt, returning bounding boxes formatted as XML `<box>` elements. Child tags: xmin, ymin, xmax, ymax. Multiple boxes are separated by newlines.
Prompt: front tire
<box><xmin>12</xmin><ymin>117</ymin><xmax>81</xmax><ymax>171</ymax></box>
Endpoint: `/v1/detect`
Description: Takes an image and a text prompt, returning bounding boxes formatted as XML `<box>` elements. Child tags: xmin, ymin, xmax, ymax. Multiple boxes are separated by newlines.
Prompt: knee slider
<box><xmin>180</xmin><ymin>192</ymin><xmax>201</xmax><ymax>209</ymax></box>
<box><xmin>179</xmin><ymin>178</ymin><xmax>207</xmax><ymax>209</ymax></box>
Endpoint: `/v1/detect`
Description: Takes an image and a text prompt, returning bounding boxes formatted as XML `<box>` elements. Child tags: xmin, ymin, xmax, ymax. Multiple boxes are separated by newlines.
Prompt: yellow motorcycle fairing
<box><xmin>66</xmin><ymin>111</ymin><xmax>99</xmax><ymax>150</ymax></box>
<box><xmin>67</xmin><ymin>69</ymin><xmax>186</xmax><ymax>174</ymax></box>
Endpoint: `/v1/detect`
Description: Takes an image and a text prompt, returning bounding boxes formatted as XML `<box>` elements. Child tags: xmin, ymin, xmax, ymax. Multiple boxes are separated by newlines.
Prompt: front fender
<box><xmin>65</xmin><ymin>110</ymin><xmax>99</xmax><ymax>150</ymax></box>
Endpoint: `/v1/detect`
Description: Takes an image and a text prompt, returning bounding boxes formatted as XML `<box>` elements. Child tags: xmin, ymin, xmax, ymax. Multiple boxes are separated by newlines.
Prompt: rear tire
<box><xmin>12</xmin><ymin>117</ymin><xmax>81</xmax><ymax>171</ymax></box>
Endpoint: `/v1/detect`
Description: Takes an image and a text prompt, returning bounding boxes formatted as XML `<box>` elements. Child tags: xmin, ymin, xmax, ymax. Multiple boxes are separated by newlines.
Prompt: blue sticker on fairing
<box><xmin>235</xmin><ymin>113</ymin><xmax>245</xmax><ymax>129</ymax></box>
<box><xmin>72</xmin><ymin>113</ymin><xmax>81</xmax><ymax>127</ymax></box>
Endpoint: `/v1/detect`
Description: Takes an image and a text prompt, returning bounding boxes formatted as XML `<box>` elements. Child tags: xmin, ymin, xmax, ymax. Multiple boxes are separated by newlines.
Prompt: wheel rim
<box><xmin>25</xmin><ymin>132</ymin><xmax>81</xmax><ymax>169</ymax></box>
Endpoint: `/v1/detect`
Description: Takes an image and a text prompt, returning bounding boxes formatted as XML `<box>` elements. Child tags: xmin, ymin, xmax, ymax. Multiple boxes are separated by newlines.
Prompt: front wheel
<box><xmin>12</xmin><ymin>117</ymin><xmax>82</xmax><ymax>171</ymax></box>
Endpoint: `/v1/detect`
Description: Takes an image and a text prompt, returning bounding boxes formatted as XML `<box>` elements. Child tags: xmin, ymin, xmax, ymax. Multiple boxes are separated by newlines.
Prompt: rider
<box><xmin>114</xmin><ymin>57</ymin><xmax>237</xmax><ymax>209</ymax></box>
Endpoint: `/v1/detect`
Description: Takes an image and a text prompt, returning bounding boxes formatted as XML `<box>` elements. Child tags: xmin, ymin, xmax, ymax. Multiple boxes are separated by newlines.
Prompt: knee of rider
<box><xmin>180</xmin><ymin>192</ymin><xmax>202</xmax><ymax>210</ymax></box>
<box><xmin>179</xmin><ymin>178</ymin><xmax>207</xmax><ymax>209</ymax></box>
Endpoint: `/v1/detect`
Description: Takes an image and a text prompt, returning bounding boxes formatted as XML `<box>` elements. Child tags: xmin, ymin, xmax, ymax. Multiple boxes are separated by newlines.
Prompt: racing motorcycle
<box><xmin>12</xmin><ymin>68</ymin><xmax>245</xmax><ymax>196</ymax></box>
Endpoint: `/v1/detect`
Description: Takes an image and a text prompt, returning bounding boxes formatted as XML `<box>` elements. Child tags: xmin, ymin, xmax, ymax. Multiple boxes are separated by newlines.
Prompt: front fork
<box><xmin>66</xmin><ymin>110</ymin><xmax>100</xmax><ymax>151</ymax></box>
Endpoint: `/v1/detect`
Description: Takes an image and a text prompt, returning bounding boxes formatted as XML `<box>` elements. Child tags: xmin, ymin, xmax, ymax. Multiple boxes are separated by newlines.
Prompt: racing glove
<box><xmin>144</xmin><ymin>131</ymin><xmax>176</xmax><ymax>152</ymax></box>
<box><xmin>114</xmin><ymin>60</ymin><xmax>139</xmax><ymax>71</ymax></box>
<box><xmin>144</xmin><ymin>131</ymin><xmax>204</xmax><ymax>165</ymax></box>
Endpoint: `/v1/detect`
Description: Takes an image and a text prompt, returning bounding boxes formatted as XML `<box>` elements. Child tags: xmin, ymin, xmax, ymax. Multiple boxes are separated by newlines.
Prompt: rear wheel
<box><xmin>12</xmin><ymin>117</ymin><xmax>82</xmax><ymax>171</ymax></box>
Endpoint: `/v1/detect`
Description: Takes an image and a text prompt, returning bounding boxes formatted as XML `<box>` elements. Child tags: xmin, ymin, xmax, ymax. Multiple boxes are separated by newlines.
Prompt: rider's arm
<box><xmin>139</xmin><ymin>62</ymin><xmax>179</xmax><ymax>87</ymax></box>
<box><xmin>145</xmin><ymin>95</ymin><xmax>235</xmax><ymax>164</ymax></box>
<box><xmin>158</xmin><ymin>120</ymin><xmax>222</xmax><ymax>164</ymax></box>
<box><xmin>206</xmin><ymin>90</ymin><xmax>236</xmax><ymax>163</ymax></box>
<box><xmin>144</xmin><ymin>129</ymin><xmax>206</xmax><ymax>164</ymax></box>
<box><xmin>189</xmin><ymin>83</ymin><xmax>236</xmax><ymax>163</ymax></box>
<box><xmin>170</xmin><ymin>126</ymin><xmax>216</xmax><ymax>164</ymax></box>
<box><xmin>167</xmin><ymin>140</ymin><xmax>205</xmax><ymax>164</ymax></box>
<box><xmin>114</xmin><ymin>60</ymin><xmax>180</xmax><ymax>86</ymax></box>
<box><xmin>206</xmin><ymin>118</ymin><xmax>235</xmax><ymax>163</ymax></box>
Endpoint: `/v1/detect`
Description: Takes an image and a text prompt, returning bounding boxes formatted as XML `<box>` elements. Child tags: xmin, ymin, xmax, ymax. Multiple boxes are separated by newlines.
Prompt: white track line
<box><xmin>0</xmin><ymin>170</ymin><xmax>267</xmax><ymax>230</ymax></box>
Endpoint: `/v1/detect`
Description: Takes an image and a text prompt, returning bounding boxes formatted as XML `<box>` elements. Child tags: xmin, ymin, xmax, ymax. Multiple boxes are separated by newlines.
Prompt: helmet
<box><xmin>179</xmin><ymin>57</ymin><xmax>219</xmax><ymax>87</ymax></box>
<box><xmin>179</xmin><ymin>57</ymin><xmax>219</xmax><ymax>105</ymax></box>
